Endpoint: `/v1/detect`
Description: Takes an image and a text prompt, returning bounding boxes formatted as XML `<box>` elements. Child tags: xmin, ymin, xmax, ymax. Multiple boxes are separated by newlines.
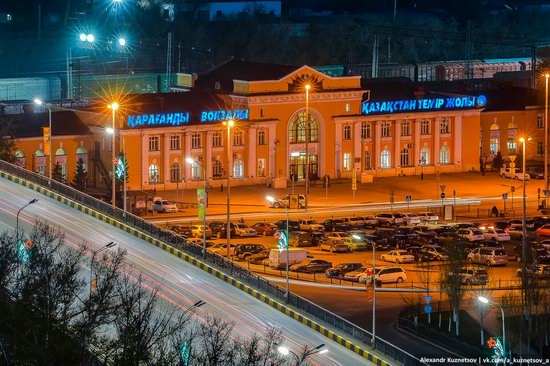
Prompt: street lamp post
<box><xmin>16</xmin><ymin>199</ymin><xmax>39</xmax><ymax>242</ymax></box>
<box><xmin>371</xmin><ymin>236</ymin><xmax>377</xmax><ymax>346</ymax></box>
<box><xmin>89</xmin><ymin>242</ymin><xmax>117</xmax><ymax>296</ymax></box>
<box><xmin>223</xmin><ymin>120</ymin><xmax>234</xmax><ymax>258</ymax></box>
<box><xmin>266</xmin><ymin>195</ymin><xmax>289</xmax><ymax>301</ymax></box>
<box><xmin>33</xmin><ymin>99</ymin><xmax>52</xmax><ymax>186</ymax></box>
<box><xmin>108</xmin><ymin>102</ymin><xmax>120</xmax><ymax>208</ymax></box>
<box><xmin>304</xmin><ymin>84</ymin><xmax>311</xmax><ymax>210</ymax></box>
<box><xmin>519</xmin><ymin>137</ymin><xmax>531</xmax><ymax>276</ymax></box>
<box><xmin>106</xmin><ymin>127</ymin><xmax>127</xmax><ymax>214</ymax></box>
<box><xmin>478</xmin><ymin>296</ymin><xmax>506</xmax><ymax>356</ymax></box>
<box><xmin>278</xmin><ymin>343</ymin><xmax>327</xmax><ymax>365</ymax></box>
<box><xmin>187</xmin><ymin>157</ymin><xmax>207</xmax><ymax>256</ymax></box>
<box><xmin>545</xmin><ymin>74</ymin><xmax>549</xmax><ymax>191</ymax></box>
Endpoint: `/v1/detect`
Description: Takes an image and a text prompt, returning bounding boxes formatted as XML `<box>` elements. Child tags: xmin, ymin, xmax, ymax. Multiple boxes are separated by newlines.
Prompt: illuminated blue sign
<box><xmin>127</xmin><ymin>112</ymin><xmax>189</xmax><ymax>128</ymax></box>
<box><xmin>200</xmin><ymin>109</ymin><xmax>249</xmax><ymax>123</ymax></box>
<box><xmin>361</xmin><ymin>95</ymin><xmax>486</xmax><ymax>115</ymax></box>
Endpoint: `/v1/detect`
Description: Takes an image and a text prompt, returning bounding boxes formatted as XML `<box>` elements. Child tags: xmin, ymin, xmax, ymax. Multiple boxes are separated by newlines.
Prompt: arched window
<box><xmin>15</xmin><ymin>150</ymin><xmax>26</xmax><ymax>168</ymax></box>
<box><xmin>170</xmin><ymin>162</ymin><xmax>181</xmax><ymax>183</ymax></box>
<box><xmin>213</xmin><ymin>160</ymin><xmax>223</xmax><ymax>179</ymax></box>
<box><xmin>148</xmin><ymin>164</ymin><xmax>159</xmax><ymax>183</ymax></box>
<box><xmin>420</xmin><ymin>147</ymin><xmax>430</xmax><ymax>165</ymax></box>
<box><xmin>400</xmin><ymin>148</ymin><xmax>410</xmax><ymax>166</ymax></box>
<box><xmin>364</xmin><ymin>151</ymin><xmax>371</xmax><ymax>170</ymax></box>
<box><xmin>35</xmin><ymin>149</ymin><xmax>46</xmax><ymax>175</ymax></box>
<box><xmin>233</xmin><ymin>159</ymin><xmax>243</xmax><ymax>178</ymax></box>
<box><xmin>490</xmin><ymin>123</ymin><xmax>499</xmax><ymax>130</ymax></box>
<box><xmin>507</xmin><ymin>122</ymin><xmax>517</xmax><ymax>130</ymax></box>
<box><xmin>289</xmin><ymin>112</ymin><xmax>318</xmax><ymax>143</ymax></box>
<box><xmin>440</xmin><ymin>146</ymin><xmax>450</xmax><ymax>164</ymax></box>
<box><xmin>191</xmin><ymin>162</ymin><xmax>201</xmax><ymax>180</ymax></box>
<box><xmin>55</xmin><ymin>148</ymin><xmax>67</xmax><ymax>181</ymax></box>
<box><xmin>76</xmin><ymin>146</ymin><xmax>88</xmax><ymax>172</ymax></box>
<box><xmin>380</xmin><ymin>148</ymin><xmax>391</xmax><ymax>168</ymax></box>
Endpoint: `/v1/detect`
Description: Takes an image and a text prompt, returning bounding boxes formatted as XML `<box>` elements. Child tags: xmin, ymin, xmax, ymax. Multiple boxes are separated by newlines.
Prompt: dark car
<box><xmin>275</xmin><ymin>220</ymin><xmax>301</xmax><ymax>232</ymax></box>
<box><xmin>434</xmin><ymin>232</ymin><xmax>469</xmax><ymax>245</ymax></box>
<box><xmin>216</xmin><ymin>223</ymin><xmax>237</xmax><ymax>238</ymax></box>
<box><xmin>168</xmin><ymin>225</ymin><xmax>193</xmax><ymax>238</ymax></box>
<box><xmin>310</xmin><ymin>232</ymin><xmax>327</xmax><ymax>245</ymax></box>
<box><xmin>394</xmin><ymin>227</ymin><xmax>420</xmax><ymax>239</ymax></box>
<box><xmin>492</xmin><ymin>221</ymin><xmax>510</xmax><ymax>230</ymax></box>
<box><xmin>532</xmin><ymin>216</ymin><xmax>550</xmax><ymax>229</ymax></box>
<box><xmin>433</xmin><ymin>225</ymin><xmax>457</xmax><ymax>235</ymax></box>
<box><xmin>363</xmin><ymin>234</ymin><xmax>392</xmax><ymax>251</ymax></box>
<box><xmin>325</xmin><ymin>262</ymin><xmax>363</xmax><ymax>278</ymax></box>
<box><xmin>289</xmin><ymin>259</ymin><xmax>333</xmax><ymax>273</ymax></box>
<box><xmin>322</xmin><ymin>219</ymin><xmax>349</xmax><ymax>232</ymax></box>
<box><xmin>407</xmin><ymin>246</ymin><xmax>437</xmax><ymax>262</ymax></box>
<box><xmin>514</xmin><ymin>243</ymin><xmax>550</xmax><ymax>263</ymax></box>
<box><xmin>289</xmin><ymin>231</ymin><xmax>316</xmax><ymax>247</ymax></box>
<box><xmin>234</xmin><ymin>244</ymin><xmax>266</xmax><ymax>260</ymax></box>
<box><xmin>208</xmin><ymin>221</ymin><xmax>226</xmax><ymax>236</ymax></box>
<box><xmin>508</xmin><ymin>218</ymin><xmax>534</xmax><ymax>229</ymax></box>
<box><xmin>413</xmin><ymin>226</ymin><xmax>438</xmax><ymax>240</ymax></box>
<box><xmin>248</xmin><ymin>250</ymin><xmax>271</xmax><ymax>264</ymax></box>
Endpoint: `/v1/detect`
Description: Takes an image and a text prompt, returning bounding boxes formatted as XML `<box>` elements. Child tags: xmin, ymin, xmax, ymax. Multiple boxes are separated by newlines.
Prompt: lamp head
<box><xmin>546</xmin><ymin>73</ymin><xmax>549</xmax><ymax>78</ymax></box>
<box><xmin>226</xmin><ymin>119</ymin><xmax>235</xmax><ymax>127</ymax></box>
<box><xmin>109</xmin><ymin>102</ymin><xmax>120</xmax><ymax>111</ymax></box>
<box><xmin>478</xmin><ymin>296</ymin><xmax>489</xmax><ymax>304</ymax></box>
<box><xmin>519</xmin><ymin>137</ymin><xmax>525</xmax><ymax>143</ymax></box>
<box><xmin>352</xmin><ymin>234</ymin><xmax>361</xmax><ymax>240</ymax></box>
<box><xmin>266</xmin><ymin>195</ymin><xmax>275</xmax><ymax>203</ymax></box>
<box><xmin>106</xmin><ymin>127</ymin><xmax>114</xmax><ymax>135</ymax></box>
<box><xmin>277</xmin><ymin>346</ymin><xmax>290</xmax><ymax>356</ymax></box>
<box><xmin>86</xmin><ymin>34</ymin><xmax>95</xmax><ymax>43</ymax></box>
<box><xmin>33</xmin><ymin>98</ymin><xmax>43</xmax><ymax>105</ymax></box>
<box><xmin>185</xmin><ymin>157</ymin><xmax>195</xmax><ymax>165</ymax></box>
<box><xmin>79</xmin><ymin>33</ymin><xmax>87</xmax><ymax>42</ymax></box>
<box><xmin>305</xmin><ymin>84</ymin><xmax>311</xmax><ymax>90</ymax></box>
<box><xmin>118</xmin><ymin>37</ymin><xmax>126</xmax><ymax>46</ymax></box>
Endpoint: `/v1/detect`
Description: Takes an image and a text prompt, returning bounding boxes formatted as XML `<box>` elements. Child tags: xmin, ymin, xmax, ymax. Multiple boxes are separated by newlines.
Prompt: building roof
<box><xmin>0</xmin><ymin>111</ymin><xmax>92</xmax><ymax>138</ymax></box>
<box><xmin>195</xmin><ymin>59</ymin><xmax>299</xmax><ymax>91</ymax></box>
<box><xmin>474</xmin><ymin>86</ymin><xmax>540</xmax><ymax>112</ymax></box>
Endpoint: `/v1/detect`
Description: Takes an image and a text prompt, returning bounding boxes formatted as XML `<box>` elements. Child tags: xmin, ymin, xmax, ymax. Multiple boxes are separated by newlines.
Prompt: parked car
<box><xmin>153</xmin><ymin>199</ymin><xmax>178</xmax><ymax>213</ymax></box>
<box><xmin>339</xmin><ymin>236</ymin><xmax>370</xmax><ymax>251</ymax></box>
<box><xmin>168</xmin><ymin>225</ymin><xmax>193</xmax><ymax>238</ymax></box>
<box><xmin>327</xmin><ymin>231</ymin><xmax>351</xmax><ymax>241</ymax></box>
<box><xmin>482</xmin><ymin>228</ymin><xmax>511</xmax><ymax>242</ymax></box>
<box><xmin>380</xmin><ymin>250</ymin><xmax>415</xmax><ymax>264</ymax></box>
<box><xmin>450</xmin><ymin>267</ymin><xmax>489</xmax><ymax>285</ymax></box>
<box><xmin>416</xmin><ymin>212</ymin><xmax>439</xmax><ymax>223</ymax></box>
<box><xmin>433</xmin><ymin>225</ymin><xmax>457</xmax><ymax>235</ymax></box>
<box><xmin>234</xmin><ymin>244</ymin><xmax>266</xmax><ymax>260</ymax></box>
<box><xmin>343</xmin><ymin>217</ymin><xmax>365</xmax><ymax>229</ymax></box>
<box><xmin>289</xmin><ymin>259</ymin><xmax>333</xmax><ymax>273</ymax></box>
<box><xmin>325</xmin><ymin>262</ymin><xmax>363</xmax><ymax>279</ymax></box>
<box><xmin>421</xmin><ymin>245</ymin><xmax>449</xmax><ymax>261</ymax></box>
<box><xmin>209</xmin><ymin>243</ymin><xmax>237</xmax><ymax>257</ymax></box>
<box><xmin>413</xmin><ymin>226</ymin><xmax>438</xmax><ymax>240</ymax></box>
<box><xmin>234</xmin><ymin>223</ymin><xmax>258</xmax><ymax>237</ymax></box>
<box><xmin>501</xmin><ymin>168</ymin><xmax>530</xmax><ymax>180</ymax></box>
<box><xmin>216</xmin><ymin>223</ymin><xmax>236</xmax><ymax>238</ymax></box>
<box><xmin>394</xmin><ymin>227</ymin><xmax>421</xmax><ymax>240</ymax></box>
<box><xmin>289</xmin><ymin>231</ymin><xmax>316</xmax><ymax>247</ymax></box>
<box><xmin>375</xmin><ymin>213</ymin><xmax>405</xmax><ymax>226</ymax></box>
<box><xmin>402</xmin><ymin>213</ymin><xmax>422</xmax><ymax>226</ymax></box>
<box><xmin>361</xmin><ymin>216</ymin><xmax>380</xmax><ymax>228</ymax></box>
<box><xmin>268</xmin><ymin>249</ymin><xmax>309</xmax><ymax>269</ymax></box>
<box><xmin>275</xmin><ymin>220</ymin><xmax>301</xmax><ymax>232</ymax></box>
<box><xmin>407</xmin><ymin>246</ymin><xmax>438</xmax><ymax>262</ymax></box>
<box><xmin>318</xmin><ymin>241</ymin><xmax>351</xmax><ymax>253</ymax></box>
<box><xmin>467</xmin><ymin>247</ymin><xmax>508</xmax><ymax>266</ymax></box>
<box><xmin>453</xmin><ymin>222</ymin><xmax>478</xmax><ymax>229</ymax></box>
<box><xmin>540</xmin><ymin>239</ymin><xmax>550</xmax><ymax>251</ymax></box>
<box><xmin>527</xmin><ymin>167</ymin><xmax>545</xmax><ymax>179</ymax></box>
<box><xmin>434</xmin><ymin>232</ymin><xmax>468</xmax><ymax>245</ymax></box>
<box><xmin>208</xmin><ymin>221</ymin><xmax>226</xmax><ymax>236</ymax></box>
<box><xmin>516</xmin><ymin>264</ymin><xmax>550</xmax><ymax>278</ymax></box>
<box><xmin>269</xmin><ymin>194</ymin><xmax>305</xmax><ymax>208</ymax></box>
<box><xmin>537</xmin><ymin>224</ymin><xmax>550</xmax><ymax>237</ymax></box>
<box><xmin>361</xmin><ymin>267</ymin><xmax>408</xmax><ymax>284</ymax></box>
<box><xmin>343</xmin><ymin>267</ymin><xmax>370</xmax><ymax>282</ymax></box>
<box><xmin>298</xmin><ymin>219</ymin><xmax>325</xmax><ymax>232</ymax></box>
<box><xmin>252</xmin><ymin>222</ymin><xmax>277</xmax><ymax>236</ymax></box>
<box><xmin>457</xmin><ymin>228</ymin><xmax>485</xmax><ymax>242</ymax></box>
<box><xmin>506</xmin><ymin>224</ymin><xmax>536</xmax><ymax>240</ymax></box>
<box><xmin>514</xmin><ymin>244</ymin><xmax>550</xmax><ymax>263</ymax></box>
<box><xmin>322</xmin><ymin>219</ymin><xmax>350</xmax><ymax>232</ymax></box>
<box><xmin>508</xmin><ymin>218</ymin><xmax>535</xmax><ymax>229</ymax></box>
<box><xmin>248</xmin><ymin>250</ymin><xmax>271</xmax><ymax>264</ymax></box>
<box><xmin>190</xmin><ymin>224</ymin><xmax>212</xmax><ymax>239</ymax></box>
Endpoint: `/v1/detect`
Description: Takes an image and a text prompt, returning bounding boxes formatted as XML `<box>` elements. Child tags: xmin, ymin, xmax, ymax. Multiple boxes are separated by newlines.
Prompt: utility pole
<box><xmin>371</xmin><ymin>35</ymin><xmax>379</xmax><ymax>79</ymax></box>
<box><xmin>166</xmin><ymin>33</ymin><xmax>172</xmax><ymax>88</ymax></box>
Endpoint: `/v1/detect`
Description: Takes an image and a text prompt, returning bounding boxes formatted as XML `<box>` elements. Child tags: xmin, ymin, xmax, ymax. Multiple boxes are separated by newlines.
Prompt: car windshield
<box><xmin>237</xmin><ymin>224</ymin><xmax>247</xmax><ymax>228</ymax></box>
<box><xmin>473</xmin><ymin>230</ymin><xmax>483</xmax><ymax>235</ymax></box>
<box><xmin>397</xmin><ymin>251</ymin><xmax>409</xmax><ymax>255</ymax></box>
<box><xmin>393</xmin><ymin>214</ymin><xmax>405</xmax><ymax>218</ymax></box>
<box><xmin>426</xmin><ymin>212</ymin><xmax>435</xmax><ymax>216</ymax></box>
<box><xmin>161</xmin><ymin>200</ymin><xmax>170</xmax><ymax>205</ymax></box>
<box><xmin>306</xmin><ymin>220</ymin><xmax>316</xmax><ymax>224</ymax></box>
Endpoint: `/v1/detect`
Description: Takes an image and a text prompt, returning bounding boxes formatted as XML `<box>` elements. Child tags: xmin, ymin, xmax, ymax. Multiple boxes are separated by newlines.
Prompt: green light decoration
<box><xmin>16</xmin><ymin>240</ymin><xmax>31</xmax><ymax>263</ymax></box>
<box><xmin>277</xmin><ymin>231</ymin><xmax>288</xmax><ymax>253</ymax></box>
<box><xmin>179</xmin><ymin>340</ymin><xmax>191</xmax><ymax>366</ymax></box>
<box><xmin>487</xmin><ymin>337</ymin><xmax>505</xmax><ymax>365</ymax></box>
<box><xmin>115</xmin><ymin>155</ymin><xmax>126</xmax><ymax>180</ymax></box>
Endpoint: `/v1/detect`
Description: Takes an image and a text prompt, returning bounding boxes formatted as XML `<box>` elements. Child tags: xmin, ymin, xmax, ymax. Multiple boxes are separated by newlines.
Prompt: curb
<box><xmin>0</xmin><ymin>171</ymin><xmax>390</xmax><ymax>366</ymax></box>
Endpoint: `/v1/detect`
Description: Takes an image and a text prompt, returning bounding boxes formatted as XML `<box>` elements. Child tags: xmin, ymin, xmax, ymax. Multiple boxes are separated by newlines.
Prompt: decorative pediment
<box><xmin>287</xmin><ymin>73</ymin><xmax>323</xmax><ymax>92</ymax></box>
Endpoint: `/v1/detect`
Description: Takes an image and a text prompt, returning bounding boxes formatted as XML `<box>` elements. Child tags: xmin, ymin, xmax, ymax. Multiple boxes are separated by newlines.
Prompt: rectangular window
<box><xmin>343</xmin><ymin>153</ymin><xmax>352</xmax><ymax>171</ymax></box>
<box><xmin>234</xmin><ymin>131</ymin><xmax>244</xmax><ymax>146</ymax></box>
<box><xmin>258</xmin><ymin>130</ymin><xmax>266</xmax><ymax>145</ymax></box>
<box><xmin>343</xmin><ymin>125</ymin><xmax>352</xmax><ymax>140</ymax></box>
<box><xmin>257</xmin><ymin>158</ymin><xmax>266</xmax><ymax>177</ymax></box>
<box><xmin>507</xmin><ymin>139</ymin><xmax>517</xmax><ymax>154</ymax></box>
<box><xmin>361</xmin><ymin>122</ymin><xmax>371</xmax><ymax>139</ymax></box>
<box><xmin>401</xmin><ymin>121</ymin><xmax>411</xmax><ymax>136</ymax></box>
<box><xmin>364</xmin><ymin>151</ymin><xmax>372</xmax><ymax>169</ymax></box>
<box><xmin>191</xmin><ymin>133</ymin><xmax>202</xmax><ymax>149</ymax></box>
<box><xmin>148</xmin><ymin>136</ymin><xmax>159</xmax><ymax>151</ymax></box>
<box><xmin>440</xmin><ymin>118</ymin><xmax>450</xmax><ymax>134</ymax></box>
<box><xmin>420</xmin><ymin>120</ymin><xmax>430</xmax><ymax>135</ymax></box>
<box><xmin>381</xmin><ymin>123</ymin><xmax>391</xmax><ymax>137</ymax></box>
<box><xmin>212</xmin><ymin>132</ymin><xmax>222</xmax><ymax>147</ymax></box>
<box><xmin>538</xmin><ymin>141</ymin><xmax>544</xmax><ymax>155</ymax></box>
<box><xmin>489</xmin><ymin>138</ymin><xmax>499</xmax><ymax>156</ymax></box>
<box><xmin>537</xmin><ymin>114</ymin><xmax>544</xmax><ymax>129</ymax></box>
<box><xmin>170</xmin><ymin>134</ymin><xmax>180</xmax><ymax>150</ymax></box>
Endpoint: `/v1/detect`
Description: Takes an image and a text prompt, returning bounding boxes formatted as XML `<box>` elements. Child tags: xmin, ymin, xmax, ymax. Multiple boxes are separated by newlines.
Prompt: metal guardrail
<box><xmin>0</xmin><ymin>160</ymin><xmax>424</xmax><ymax>366</ymax></box>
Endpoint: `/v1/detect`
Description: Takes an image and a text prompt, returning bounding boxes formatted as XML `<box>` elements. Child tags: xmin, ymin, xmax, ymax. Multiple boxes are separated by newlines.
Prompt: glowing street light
<box><xmin>118</xmin><ymin>37</ymin><xmax>126</xmax><ymax>47</ymax></box>
<box><xmin>477</xmin><ymin>296</ymin><xmax>506</xmax><ymax>356</ymax></box>
<box><xmin>86</xmin><ymin>34</ymin><xmax>95</xmax><ymax>43</ymax></box>
<box><xmin>222</xmin><ymin>119</ymin><xmax>235</xmax><ymax>258</ymax></box>
<box><xmin>79</xmin><ymin>33</ymin><xmax>87</xmax><ymax>42</ymax></box>
<box><xmin>304</xmin><ymin>83</ymin><xmax>311</xmax><ymax>210</ymax></box>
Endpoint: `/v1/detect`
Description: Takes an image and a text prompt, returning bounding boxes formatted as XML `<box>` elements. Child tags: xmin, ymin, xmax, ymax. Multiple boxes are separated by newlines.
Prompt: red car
<box><xmin>537</xmin><ymin>224</ymin><xmax>550</xmax><ymax>237</ymax></box>
<box><xmin>252</xmin><ymin>222</ymin><xmax>277</xmax><ymax>236</ymax></box>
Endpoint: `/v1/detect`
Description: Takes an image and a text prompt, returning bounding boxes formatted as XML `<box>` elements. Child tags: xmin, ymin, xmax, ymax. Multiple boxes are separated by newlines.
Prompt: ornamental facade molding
<box><xmin>233</xmin><ymin>91</ymin><xmax>365</xmax><ymax>106</ymax></box>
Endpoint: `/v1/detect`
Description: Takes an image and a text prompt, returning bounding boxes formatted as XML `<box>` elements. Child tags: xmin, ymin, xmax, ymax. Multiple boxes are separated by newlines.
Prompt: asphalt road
<box><xmin>0</xmin><ymin>178</ymin><xmax>376</xmax><ymax>366</ymax></box>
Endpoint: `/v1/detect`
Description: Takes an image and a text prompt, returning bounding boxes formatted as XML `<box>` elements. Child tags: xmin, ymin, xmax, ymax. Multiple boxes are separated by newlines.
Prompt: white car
<box><xmin>482</xmin><ymin>229</ymin><xmax>511</xmax><ymax>242</ymax></box>
<box><xmin>361</xmin><ymin>216</ymin><xmax>379</xmax><ymax>228</ymax></box>
<box><xmin>190</xmin><ymin>224</ymin><xmax>212</xmax><ymax>239</ymax></box>
<box><xmin>416</xmin><ymin>212</ymin><xmax>439</xmax><ymax>223</ymax></box>
<box><xmin>360</xmin><ymin>267</ymin><xmax>408</xmax><ymax>284</ymax></box>
<box><xmin>234</xmin><ymin>223</ymin><xmax>258</xmax><ymax>237</ymax></box>
<box><xmin>328</xmin><ymin>232</ymin><xmax>350</xmax><ymax>241</ymax></box>
<box><xmin>501</xmin><ymin>168</ymin><xmax>530</xmax><ymax>181</ymax></box>
<box><xmin>380</xmin><ymin>250</ymin><xmax>415</xmax><ymax>264</ymax></box>
<box><xmin>343</xmin><ymin>267</ymin><xmax>369</xmax><ymax>282</ymax></box>
<box><xmin>375</xmin><ymin>213</ymin><xmax>405</xmax><ymax>226</ymax></box>
<box><xmin>457</xmin><ymin>228</ymin><xmax>484</xmax><ymax>242</ymax></box>
<box><xmin>152</xmin><ymin>199</ymin><xmax>178</xmax><ymax>213</ymax></box>
<box><xmin>298</xmin><ymin>219</ymin><xmax>325</xmax><ymax>232</ymax></box>
<box><xmin>402</xmin><ymin>213</ymin><xmax>421</xmax><ymax>226</ymax></box>
<box><xmin>209</xmin><ymin>243</ymin><xmax>237</xmax><ymax>257</ymax></box>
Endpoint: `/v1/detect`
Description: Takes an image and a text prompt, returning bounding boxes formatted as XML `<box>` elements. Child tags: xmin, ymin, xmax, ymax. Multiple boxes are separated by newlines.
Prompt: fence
<box><xmin>0</xmin><ymin>159</ymin><xmax>424</xmax><ymax>366</ymax></box>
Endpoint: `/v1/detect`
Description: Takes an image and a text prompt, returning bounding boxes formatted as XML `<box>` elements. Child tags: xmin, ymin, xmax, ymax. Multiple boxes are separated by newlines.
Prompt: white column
<box><xmin>335</xmin><ymin>121</ymin><xmax>342</xmax><ymax>175</ymax></box>
<box><xmin>141</xmin><ymin>133</ymin><xmax>149</xmax><ymax>189</ymax></box>
<box><xmin>394</xmin><ymin>120</ymin><xmax>401</xmax><ymax>168</ymax></box>
<box><xmin>454</xmin><ymin>116</ymin><xmax>462</xmax><ymax>164</ymax></box>
<box><xmin>248</xmin><ymin>127</ymin><xmax>257</xmax><ymax>178</ymax></box>
<box><xmin>163</xmin><ymin>134</ymin><xmax>170</xmax><ymax>188</ymax></box>
<box><xmin>184</xmin><ymin>132</ymin><xmax>191</xmax><ymax>180</ymax></box>
<box><xmin>268</xmin><ymin>126</ymin><xmax>276</xmax><ymax>177</ymax></box>
<box><xmin>353</xmin><ymin>122</ymin><xmax>361</xmax><ymax>170</ymax></box>
<box><xmin>414</xmin><ymin>120</ymin><xmax>421</xmax><ymax>165</ymax></box>
<box><xmin>206</xmin><ymin>131</ymin><xmax>213</xmax><ymax>180</ymax></box>
<box><xmin>374</xmin><ymin>121</ymin><xmax>381</xmax><ymax>168</ymax></box>
<box><xmin>434</xmin><ymin>118</ymin><xmax>440</xmax><ymax>165</ymax></box>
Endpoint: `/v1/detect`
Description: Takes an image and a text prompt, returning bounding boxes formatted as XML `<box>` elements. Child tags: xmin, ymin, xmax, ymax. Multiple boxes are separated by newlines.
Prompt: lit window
<box><xmin>507</xmin><ymin>139</ymin><xmax>517</xmax><ymax>154</ymax></box>
<box><xmin>234</xmin><ymin>131</ymin><xmax>244</xmax><ymax>146</ymax></box>
<box><xmin>170</xmin><ymin>162</ymin><xmax>181</xmax><ymax>182</ymax></box>
<box><xmin>380</xmin><ymin>149</ymin><xmax>391</xmax><ymax>168</ymax></box>
<box><xmin>257</xmin><ymin>158</ymin><xmax>266</xmax><ymax>177</ymax></box>
<box><xmin>420</xmin><ymin>147</ymin><xmax>430</xmax><ymax>165</ymax></box>
<box><xmin>401</xmin><ymin>121</ymin><xmax>411</xmax><ymax>136</ymax></box>
<box><xmin>233</xmin><ymin>159</ymin><xmax>243</xmax><ymax>178</ymax></box>
<box><xmin>191</xmin><ymin>133</ymin><xmax>202</xmax><ymax>149</ymax></box>
<box><xmin>258</xmin><ymin>130</ymin><xmax>266</xmax><ymax>145</ymax></box>
<box><xmin>440</xmin><ymin>118</ymin><xmax>450</xmax><ymax>134</ymax></box>
<box><xmin>381</xmin><ymin>122</ymin><xmax>391</xmax><ymax>137</ymax></box>
<box><xmin>400</xmin><ymin>149</ymin><xmax>410</xmax><ymax>166</ymax></box>
<box><xmin>191</xmin><ymin>161</ymin><xmax>201</xmax><ymax>180</ymax></box>
<box><xmin>149</xmin><ymin>136</ymin><xmax>160</xmax><ymax>151</ymax></box>
<box><xmin>439</xmin><ymin>146</ymin><xmax>450</xmax><ymax>164</ymax></box>
<box><xmin>345</xmin><ymin>103</ymin><xmax>351</xmax><ymax>112</ymax></box>
<box><xmin>361</xmin><ymin>122</ymin><xmax>371</xmax><ymax>139</ymax></box>
<box><xmin>289</xmin><ymin>112</ymin><xmax>318</xmax><ymax>143</ymax></box>
<box><xmin>343</xmin><ymin>153</ymin><xmax>352</xmax><ymax>171</ymax></box>
<box><xmin>489</xmin><ymin>138</ymin><xmax>499</xmax><ymax>156</ymax></box>
<box><xmin>148</xmin><ymin>164</ymin><xmax>159</xmax><ymax>183</ymax></box>
<box><xmin>343</xmin><ymin>125</ymin><xmax>352</xmax><ymax>140</ymax></box>
<box><xmin>537</xmin><ymin>114</ymin><xmax>544</xmax><ymax>129</ymax></box>
<box><xmin>212</xmin><ymin>132</ymin><xmax>222</xmax><ymax>147</ymax></box>
<box><xmin>170</xmin><ymin>135</ymin><xmax>181</xmax><ymax>150</ymax></box>
<box><xmin>364</xmin><ymin>151</ymin><xmax>372</xmax><ymax>170</ymax></box>
<box><xmin>420</xmin><ymin>120</ymin><xmax>430</xmax><ymax>135</ymax></box>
